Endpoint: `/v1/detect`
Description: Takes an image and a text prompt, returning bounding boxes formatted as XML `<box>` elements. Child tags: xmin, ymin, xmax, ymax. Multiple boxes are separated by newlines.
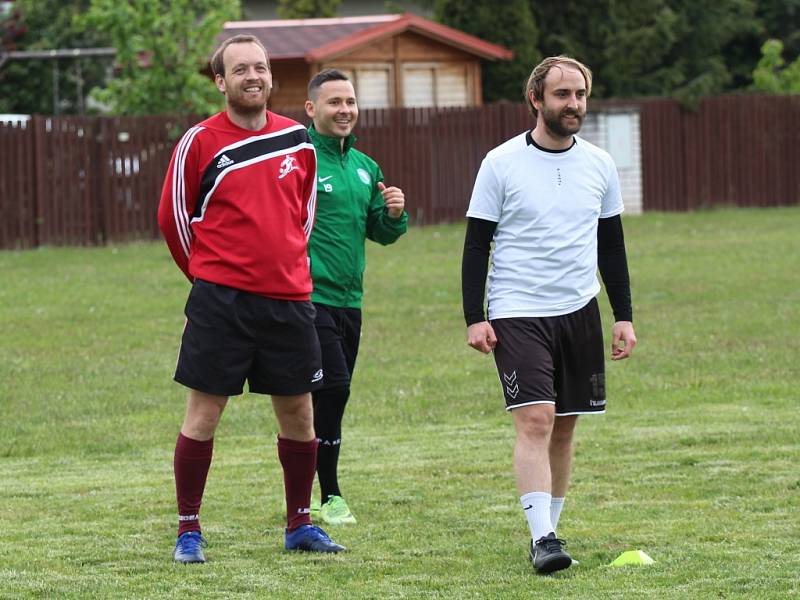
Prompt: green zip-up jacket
<box><xmin>308</xmin><ymin>125</ymin><xmax>408</xmax><ymax>308</ymax></box>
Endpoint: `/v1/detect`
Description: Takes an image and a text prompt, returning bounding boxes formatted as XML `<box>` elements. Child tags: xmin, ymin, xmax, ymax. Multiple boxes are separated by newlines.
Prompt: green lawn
<box><xmin>1</xmin><ymin>207</ymin><xmax>798</xmax><ymax>599</ymax></box>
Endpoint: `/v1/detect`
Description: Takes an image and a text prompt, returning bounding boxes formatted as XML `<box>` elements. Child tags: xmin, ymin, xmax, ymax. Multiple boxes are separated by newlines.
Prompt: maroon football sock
<box><xmin>174</xmin><ymin>433</ymin><xmax>214</xmax><ymax>536</ymax></box>
<box><xmin>277</xmin><ymin>436</ymin><xmax>318</xmax><ymax>531</ymax></box>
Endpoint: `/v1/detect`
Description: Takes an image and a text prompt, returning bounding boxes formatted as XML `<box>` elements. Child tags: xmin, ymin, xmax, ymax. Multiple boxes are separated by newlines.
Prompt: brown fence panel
<box><xmin>33</xmin><ymin>116</ymin><xmax>98</xmax><ymax>246</ymax></box>
<box><xmin>0</xmin><ymin>121</ymin><xmax>37</xmax><ymax>249</ymax></box>
<box><xmin>99</xmin><ymin>115</ymin><xmax>195</xmax><ymax>243</ymax></box>
<box><xmin>640</xmin><ymin>95</ymin><xmax>800</xmax><ymax>211</ymax></box>
<box><xmin>638</xmin><ymin>98</ymin><xmax>687</xmax><ymax>211</ymax></box>
<box><xmin>430</xmin><ymin>107</ymin><xmax>473</xmax><ymax>223</ymax></box>
<box><xmin>718</xmin><ymin>94</ymin><xmax>800</xmax><ymax>208</ymax></box>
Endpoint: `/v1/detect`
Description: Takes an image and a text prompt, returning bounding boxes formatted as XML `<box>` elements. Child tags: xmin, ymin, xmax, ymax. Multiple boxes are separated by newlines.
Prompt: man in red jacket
<box><xmin>158</xmin><ymin>34</ymin><xmax>344</xmax><ymax>563</ymax></box>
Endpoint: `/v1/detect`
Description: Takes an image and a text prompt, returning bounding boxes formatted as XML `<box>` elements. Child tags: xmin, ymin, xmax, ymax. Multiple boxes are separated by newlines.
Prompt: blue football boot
<box><xmin>284</xmin><ymin>524</ymin><xmax>346</xmax><ymax>553</ymax></box>
<box><xmin>173</xmin><ymin>531</ymin><xmax>207</xmax><ymax>563</ymax></box>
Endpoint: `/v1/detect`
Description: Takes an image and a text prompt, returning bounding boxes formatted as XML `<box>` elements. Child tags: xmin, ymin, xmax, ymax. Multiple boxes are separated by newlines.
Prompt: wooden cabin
<box><xmin>222</xmin><ymin>13</ymin><xmax>513</xmax><ymax>112</ymax></box>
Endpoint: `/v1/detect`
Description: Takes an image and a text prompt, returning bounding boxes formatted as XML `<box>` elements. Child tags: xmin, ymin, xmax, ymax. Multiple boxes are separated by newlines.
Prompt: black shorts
<box><xmin>491</xmin><ymin>298</ymin><xmax>606</xmax><ymax>415</ymax></box>
<box><xmin>174</xmin><ymin>279</ymin><xmax>323</xmax><ymax>397</ymax></box>
<box><xmin>313</xmin><ymin>303</ymin><xmax>362</xmax><ymax>391</ymax></box>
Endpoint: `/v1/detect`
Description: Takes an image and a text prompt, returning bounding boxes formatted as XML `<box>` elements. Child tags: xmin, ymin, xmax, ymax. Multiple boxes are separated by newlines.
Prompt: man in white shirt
<box><xmin>461</xmin><ymin>56</ymin><xmax>637</xmax><ymax>574</ymax></box>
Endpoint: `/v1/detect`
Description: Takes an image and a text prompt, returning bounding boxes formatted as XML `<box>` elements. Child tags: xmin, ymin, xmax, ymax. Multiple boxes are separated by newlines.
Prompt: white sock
<box><xmin>520</xmin><ymin>491</ymin><xmax>553</xmax><ymax>542</ymax></box>
<box><xmin>550</xmin><ymin>497</ymin><xmax>565</xmax><ymax>533</ymax></box>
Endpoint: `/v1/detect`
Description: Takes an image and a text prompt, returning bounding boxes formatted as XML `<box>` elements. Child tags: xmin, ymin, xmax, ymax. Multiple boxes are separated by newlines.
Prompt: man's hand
<box><xmin>378</xmin><ymin>181</ymin><xmax>405</xmax><ymax>218</ymax></box>
<box><xmin>611</xmin><ymin>320</ymin><xmax>637</xmax><ymax>360</ymax></box>
<box><xmin>467</xmin><ymin>321</ymin><xmax>497</xmax><ymax>354</ymax></box>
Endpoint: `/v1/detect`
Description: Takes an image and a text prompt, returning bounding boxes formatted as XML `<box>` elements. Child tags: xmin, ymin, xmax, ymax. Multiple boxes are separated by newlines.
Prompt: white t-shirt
<box><xmin>467</xmin><ymin>132</ymin><xmax>624</xmax><ymax>319</ymax></box>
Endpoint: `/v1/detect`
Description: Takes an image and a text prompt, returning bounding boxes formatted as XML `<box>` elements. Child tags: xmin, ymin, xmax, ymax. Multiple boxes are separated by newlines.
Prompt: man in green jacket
<box><xmin>305</xmin><ymin>69</ymin><xmax>408</xmax><ymax>525</ymax></box>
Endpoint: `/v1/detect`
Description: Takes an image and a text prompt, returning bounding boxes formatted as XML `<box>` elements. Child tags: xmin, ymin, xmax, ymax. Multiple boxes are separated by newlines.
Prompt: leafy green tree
<box><xmin>81</xmin><ymin>0</ymin><xmax>240</xmax><ymax>115</ymax></box>
<box><xmin>723</xmin><ymin>0</ymin><xmax>800</xmax><ymax>89</ymax></box>
<box><xmin>0</xmin><ymin>0</ymin><xmax>111</xmax><ymax>114</ymax></box>
<box><xmin>531</xmin><ymin>0</ymin><xmax>757</xmax><ymax>103</ymax></box>
<box><xmin>757</xmin><ymin>0</ymin><xmax>800</xmax><ymax>57</ymax></box>
<box><xmin>664</xmin><ymin>0</ymin><xmax>757</xmax><ymax>104</ymax></box>
<box><xmin>752</xmin><ymin>38</ymin><xmax>800</xmax><ymax>93</ymax></box>
<box><xmin>435</xmin><ymin>0</ymin><xmax>540</xmax><ymax>103</ymax></box>
<box><xmin>277</xmin><ymin>0</ymin><xmax>341</xmax><ymax>19</ymax></box>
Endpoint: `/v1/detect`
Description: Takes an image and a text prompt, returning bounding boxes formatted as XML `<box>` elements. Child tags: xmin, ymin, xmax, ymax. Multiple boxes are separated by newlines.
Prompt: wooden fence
<box><xmin>1</xmin><ymin>96</ymin><xmax>798</xmax><ymax>249</ymax></box>
<box><xmin>639</xmin><ymin>94</ymin><xmax>800</xmax><ymax>210</ymax></box>
<box><xmin>0</xmin><ymin>115</ymin><xmax>196</xmax><ymax>248</ymax></box>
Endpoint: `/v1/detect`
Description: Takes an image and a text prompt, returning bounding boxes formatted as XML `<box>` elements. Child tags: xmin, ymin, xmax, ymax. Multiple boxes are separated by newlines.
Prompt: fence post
<box><xmin>91</xmin><ymin>118</ymin><xmax>107</xmax><ymax>244</ymax></box>
<box><xmin>32</xmin><ymin>115</ymin><xmax>47</xmax><ymax>247</ymax></box>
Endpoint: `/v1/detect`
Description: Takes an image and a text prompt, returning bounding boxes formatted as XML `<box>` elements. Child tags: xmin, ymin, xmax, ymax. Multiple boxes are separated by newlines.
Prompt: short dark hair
<box><xmin>308</xmin><ymin>69</ymin><xmax>350</xmax><ymax>101</ymax></box>
<box><xmin>210</xmin><ymin>34</ymin><xmax>269</xmax><ymax>77</ymax></box>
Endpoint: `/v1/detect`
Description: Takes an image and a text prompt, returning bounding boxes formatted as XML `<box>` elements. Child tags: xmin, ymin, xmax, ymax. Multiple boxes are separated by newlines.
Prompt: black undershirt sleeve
<box><xmin>462</xmin><ymin>217</ymin><xmax>497</xmax><ymax>326</ymax></box>
<box><xmin>597</xmin><ymin>214</ymin><xmax>633</xmax><ymax>322</ymax></box>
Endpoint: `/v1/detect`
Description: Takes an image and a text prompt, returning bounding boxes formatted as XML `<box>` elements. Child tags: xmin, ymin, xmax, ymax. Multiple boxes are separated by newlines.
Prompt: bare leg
<box><xmin>271</xmin><ymin>393</ymin><xmax>315</xmax><ymax>441</ymax></box>
<box><xmin>181</xmin><ymin>390</ymin><xmax>228</xmax><ymax>440</ymax></box>
<box><xmin>549</xmin><ymin>415</ymin><xmax>578</xmax><ymax>497</ymax></box>
<box><xmin>512</xmin><ymin>403</ymin><xmax>556</xmax><ymax>494</ymax></box>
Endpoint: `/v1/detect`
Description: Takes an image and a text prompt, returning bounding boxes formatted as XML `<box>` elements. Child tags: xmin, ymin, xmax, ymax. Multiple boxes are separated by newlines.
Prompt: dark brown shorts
<box><xmin>491</xmin><ymin>298</ymin><xmax>606</xmax><ymax>415</ymax></box>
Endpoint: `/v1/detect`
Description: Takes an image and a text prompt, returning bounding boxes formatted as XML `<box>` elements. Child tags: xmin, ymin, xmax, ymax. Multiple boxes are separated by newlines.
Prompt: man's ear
<box><xmin>215</xmin><ymin>74</ymin><xmax>226</xmax><ymax>94</ymax></box>
<box><xmin>304</xmin><ymin>99</ymin><xmax>315</xmax><ymax>119</ymax></box>
<box><xmin>529</xmin><ymin>91</ymin><xmax>540</xmax><ymax>112</ymax></box>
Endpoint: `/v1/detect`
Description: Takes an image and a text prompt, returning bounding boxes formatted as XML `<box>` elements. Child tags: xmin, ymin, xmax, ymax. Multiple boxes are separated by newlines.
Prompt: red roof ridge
<box><xmin>222</xmin><ymin>13</ymin><xmax>513</xmax><ymax>63</ymax></box>
<box><xmin>305</xmin><ymin>12</ymin><xmax>512</xmax><ymax>62</ymax></box>
<box><xmin>225</xmin><ymin>15</ymin><xmax>400</xmax><ymax>28</ymax></box>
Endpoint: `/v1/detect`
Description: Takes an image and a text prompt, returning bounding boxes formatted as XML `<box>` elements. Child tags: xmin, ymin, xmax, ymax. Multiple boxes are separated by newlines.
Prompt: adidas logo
<box><xmin>216</xmin><ymin>154</ymin><xmax>234</xmax><ymax>169</ymax></box>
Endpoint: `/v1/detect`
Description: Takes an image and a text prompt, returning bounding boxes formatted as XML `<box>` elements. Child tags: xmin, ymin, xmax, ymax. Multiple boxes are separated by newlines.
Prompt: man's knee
<box><xmin>514</xmin><ymin>405</ymin><xmax>556</xmax><ymax>441</ymax></box>
<box><xmin>551</xmin><ymin>415</ymin><xmax>578</xmax><ymax>446</ymax></box>
<box><xmin>183</xmin><ymin>390</ymin><xmax>227</xmax><ymax>439</ymax></box>
<box><xmin>273</xmin><ymin>393</ymin><xmax>315</xmax><ymax>440</ymax></box>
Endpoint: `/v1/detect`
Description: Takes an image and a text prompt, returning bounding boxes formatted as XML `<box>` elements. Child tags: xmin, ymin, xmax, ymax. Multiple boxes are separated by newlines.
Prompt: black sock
<box><xmin>313</xmin><ymin>387</ymin><xmax>349</xmax><ymax>503</ymax></box>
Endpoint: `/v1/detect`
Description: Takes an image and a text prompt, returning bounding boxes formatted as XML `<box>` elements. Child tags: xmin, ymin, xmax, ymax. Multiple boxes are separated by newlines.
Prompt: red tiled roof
<box><xmin>223</xmin><ymin>13</ymin><xmax>513</xmax><ymax>62</ymax></box>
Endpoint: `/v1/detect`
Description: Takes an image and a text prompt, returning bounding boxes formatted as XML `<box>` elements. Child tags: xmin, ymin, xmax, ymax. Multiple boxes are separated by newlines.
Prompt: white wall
<box><xmin>580</xmin><ymin>109</ymin><xmax>642</xmax><ymax>215</ymax></box>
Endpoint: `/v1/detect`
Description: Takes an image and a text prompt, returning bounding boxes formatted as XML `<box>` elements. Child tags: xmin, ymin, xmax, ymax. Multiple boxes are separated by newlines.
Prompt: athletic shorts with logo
<box><xmin>313</xmin><ymin>303</ymin><xmax>362</xmax><ymax>391</ymax></box>
<box><xmin>175</xmin><ymin>279</ymin><xmax>323</xmax><ymax>396</ymax></box>
<box><xmin>491</xmin><ymin>297</ymin><xmax>606</xmax><ymax>415</ymax></box>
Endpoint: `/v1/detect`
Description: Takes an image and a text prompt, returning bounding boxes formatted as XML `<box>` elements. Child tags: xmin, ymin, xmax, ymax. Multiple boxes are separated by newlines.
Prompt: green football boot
<box><xmin>319</xmin><ymin>495</ymin><xmax>357</xmax><ymax>525</ymax></box>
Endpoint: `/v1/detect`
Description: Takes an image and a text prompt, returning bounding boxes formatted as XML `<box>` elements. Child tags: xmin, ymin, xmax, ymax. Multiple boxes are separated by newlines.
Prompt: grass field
<box><xmin>1</xmin><ymin>207</ymin><xmax>798</xmax><ymax>599</ymax></box>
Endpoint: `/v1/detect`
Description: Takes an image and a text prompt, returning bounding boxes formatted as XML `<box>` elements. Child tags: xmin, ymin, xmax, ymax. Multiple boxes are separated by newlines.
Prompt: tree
<box><xmin>663</xmin><ymin>0</ymin><xmax>758</xmax><ymax>104</ymax></box>
<box><xmin>81</xmin><ymin>0</ymin><xmax>240</xmax><ymax>115</ymax></box>
<box><xmin>0</xmin><ymin>0</ymin><xmax>111</xmax><ymax>114</ymax></box>
<box><xmin>435</xmin><ymin>0</ymin><xmax>540</xmax><ymax>103</ymax></box>
<box><xmin>531</xmin><ymin>0</ymin><xmax>758</xmax><ymax>104</ymax></box>
<box><xmin>752</xmin><ymin>39</ymin><xmax>800</xmax><ymax>93</ymax></box>
<box><xmin>277</xmin><ymin>0</ymin><xmax>341</xmax><ymax>19</ymax></box>
<box><xmin>723</xmin><ymin>0</ymin><xmax>800</xmax><ymax>89</ymax></box>
<box><xmin>756</xmin><ymin>0</ymin><xmax>800</xmax><ymax>57</ymax></box>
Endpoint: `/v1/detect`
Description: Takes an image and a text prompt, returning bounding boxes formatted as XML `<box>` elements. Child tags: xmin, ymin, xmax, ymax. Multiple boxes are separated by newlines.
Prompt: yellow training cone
<box><xmin>610</xmin><ymin>550</ymin><xmax>655</xmax><ymax>567</ymax></box>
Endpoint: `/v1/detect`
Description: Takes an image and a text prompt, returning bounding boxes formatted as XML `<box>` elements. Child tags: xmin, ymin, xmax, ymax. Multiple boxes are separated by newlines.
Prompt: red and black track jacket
<box><xmin>158</xmin><ymin>111</ymin><xmax>317</xmax><ymax>301</ymax></box>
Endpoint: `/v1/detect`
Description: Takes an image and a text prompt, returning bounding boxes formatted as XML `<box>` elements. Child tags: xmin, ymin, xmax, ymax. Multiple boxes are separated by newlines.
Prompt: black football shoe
<box><xmin>529</xmin><ymin>532</ymin><xmax>572</xmax><ymax>574</ymax></box>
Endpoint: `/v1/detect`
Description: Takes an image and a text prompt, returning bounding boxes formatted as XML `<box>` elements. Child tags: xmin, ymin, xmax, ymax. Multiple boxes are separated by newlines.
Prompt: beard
<box><xmin>540</xmin><ymin>104</ymin><xmax>584</xmax><ymax>138</ymax></box>
<box><xmin>226</xmin><ymin>85</ymin><xmax>269</xmax><ymax>117</ymax></box>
